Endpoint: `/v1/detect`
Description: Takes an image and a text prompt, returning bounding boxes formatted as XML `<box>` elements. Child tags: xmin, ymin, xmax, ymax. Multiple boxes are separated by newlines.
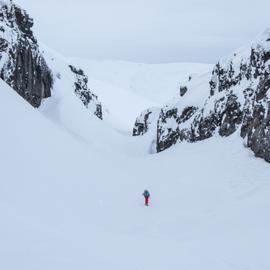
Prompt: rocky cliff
<box><xmin>133</xmin><ymin>107</ymin><xmax>160</xmax><ymax>136</ymax></box>
<box><xmin>0</xmin><ymin>1</ymin><xmax>53</xmax><ymax>107</ymax></box>
<box><xmin>0</xmin><ymin>1</ymin><xmax>103</xmax><ymax>121</ymax></box>
<box><xmin>69</xmin><ymin>65</ymin><xmax>102</xmax><ymax>120</ymax></box>
<box><xmin>134</xmin><ymin>30</ymin><xmax>270</xmax><ymax>163</ymax></box>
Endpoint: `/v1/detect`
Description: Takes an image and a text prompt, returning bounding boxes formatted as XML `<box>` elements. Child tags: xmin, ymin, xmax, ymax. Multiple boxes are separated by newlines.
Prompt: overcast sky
<box><xmin>15</xmin><ymin>0</ymin><xmax>270</xmax><ymax>64</ymax></box>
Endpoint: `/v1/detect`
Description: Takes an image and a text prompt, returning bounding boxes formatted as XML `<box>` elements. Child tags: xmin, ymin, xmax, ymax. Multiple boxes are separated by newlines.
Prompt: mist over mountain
<box><xmin>15</xmin><ymin>0</ymin><xmax>270</xmax><ymax>63</ymax></box>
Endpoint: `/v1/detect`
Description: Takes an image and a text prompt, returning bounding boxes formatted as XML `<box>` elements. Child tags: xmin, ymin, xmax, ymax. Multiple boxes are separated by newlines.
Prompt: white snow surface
<box><xmin>1</xmin><ymin>64</ymin><xmax>270</xmax><ymax>270</ymax></box>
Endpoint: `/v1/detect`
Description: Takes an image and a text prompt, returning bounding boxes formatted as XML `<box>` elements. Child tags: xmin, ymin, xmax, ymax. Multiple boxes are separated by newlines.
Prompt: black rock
<box><xmin>69</xmin><ymin>65</ymin><xmax>103</xmax><ymax>120</ymax></box>
<box><xmin>0</xmin><ymin>3</ymin><xmax>53</xmax><ymax>108</ymax></box>
<box><xmin>133</xmin><ymin>108</ymin><xmax>160</xmax><ymax>136</ymax></box>
<box><xmin>180</xmin><ymin>86</ymin><xmax>188</xmax><ymax>97</ymax></box>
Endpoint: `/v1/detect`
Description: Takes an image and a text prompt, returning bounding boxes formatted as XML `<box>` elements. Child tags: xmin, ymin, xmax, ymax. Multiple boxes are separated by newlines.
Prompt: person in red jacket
<box><xmin>142</xmin><ymin>190</ymin><xmax>150</xmax><ymax>206</ymax></box>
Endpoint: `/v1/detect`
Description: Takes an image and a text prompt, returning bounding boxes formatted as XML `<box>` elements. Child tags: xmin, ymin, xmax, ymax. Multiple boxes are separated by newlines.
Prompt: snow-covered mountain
<box><xmin>1</xmin><ymin>1</ymin><xmax>270</xmax><ymax>270</ymax></box>
<box><xmin>134</xmin><ymin>29</ymin><xmax>270</xmax><ymax>163</ymax></box>
<box><xmin>0</xmin><ymin>0</ymin><xmax>102</xmax><ymax>119</ymax></box>
<box><xmin>0</xmin><ymin>0</ymin><xmax>212</xmax><ymax>133</ymax></box>
<box><xmin>0</xmin><ymin>0</ymin><xmax>52</xmax><ymax>107</ymax></box>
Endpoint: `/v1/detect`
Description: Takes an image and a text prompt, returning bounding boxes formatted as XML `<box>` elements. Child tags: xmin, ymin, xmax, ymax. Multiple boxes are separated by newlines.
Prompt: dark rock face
<box><xmin>156</xmin><ymin>106</ymin><xmax>198</xmax><ymax>152</ymax></box>
<box><xmin>137</xmin><ymin>30</ymin><xmax>270</xmax><ymax>162</ymax></box>
<box><xmin>0</xmin><ymin>37</ymin><xmax>8</xmax><ymax>51</ymax></box>
<box><xmin>133</xmin><ymin>108</ymin><xmax>160</xmax><ymax>136</ymax></box>
<box><xmin>0</xmin><ymin>2</ymin><xmax>53</xmax><ymax>107</ymax></box>
<box><xmin>133</xmin><ymin>109</ymin><xmax>154</xmax><ymax>136</ymax></box>
<box><xmin>14</xmin><ymin>5</ymin><xmax>33</xmax><ymax>36</ymax></box>
<box><xmin>180</xmin><ymin>86</ymin><xmax>188</xmax><ymax>97</ymax></box>
<box><xmin>218</xmin><ymin>95</ymin><xmax>243</xmax><ymax>137</ymax></box>
<box><xmin>69</xmin><ymin>65</ymin><xmax>102</xmax><ymax>120</ymax></box>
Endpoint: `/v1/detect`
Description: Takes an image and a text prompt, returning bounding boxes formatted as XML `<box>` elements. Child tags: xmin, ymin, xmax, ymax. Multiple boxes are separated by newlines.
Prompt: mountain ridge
<box><xmin>0</xmin><ymin>0</ymin><xmax>103</xmax><ymax>120</ymax></box>
<box><xmin>133</xmin><ymin>29</ymin><xmax>270</xmax><ymax>163</ymax></box>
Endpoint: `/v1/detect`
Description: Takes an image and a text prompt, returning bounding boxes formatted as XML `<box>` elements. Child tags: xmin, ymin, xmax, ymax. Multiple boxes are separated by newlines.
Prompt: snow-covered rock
<box><xmin>133</xmin><ymin>107</ymin><xmax>160</xmax><ymax>136</ymax></box>
<box><xmin>0</xmin><ymin>0</ymin><xmax>103</xmax><ymax>121</ymax></box>
<box><xmin>69</xmin><ymin>65</ymin><xmax>102</xmax><ymax>120</ymax></box>
<box><xmin>135</xmin><ymin>29</ymin><xmax>270</xmax><ymax>162</ymax></box>
<box><xmin>0</xmin><ymin>0</ymin><xmax>53</xmax><ymax>107</ymax></box>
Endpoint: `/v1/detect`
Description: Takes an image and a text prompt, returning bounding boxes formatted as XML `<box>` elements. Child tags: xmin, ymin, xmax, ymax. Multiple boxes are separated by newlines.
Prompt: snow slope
<box><xmin>70</xmin><ymin>59</ymin><xmax>212</xmax><ymax>131</ymax></box>
<box><xmin>0</xmin><ymin>2</ymin><xmax>269</xmax><ymax>269</ymax></box>
<box><xmin>1</xmin><ymin>75</ymin><xmax>270</xmax><ymax>270</ymax></box>
<box><xmin>37</xmin><ymin>46</ymin><xmax>151</xmax><ymax>155</ymax></box>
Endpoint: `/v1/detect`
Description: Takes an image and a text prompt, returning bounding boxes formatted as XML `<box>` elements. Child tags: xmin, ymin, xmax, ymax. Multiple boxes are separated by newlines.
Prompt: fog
<box><xmin>16</xmin><ymin>0</ymin><xmax>270</xmax><ymax>63</ymax></box>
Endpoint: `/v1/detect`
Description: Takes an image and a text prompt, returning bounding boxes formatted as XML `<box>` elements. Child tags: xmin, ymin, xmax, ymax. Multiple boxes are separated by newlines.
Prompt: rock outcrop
<box><xmin>0</xmin><ymin>1</ymin><xmax>53</xmax><ymax>107</ymax></box>
<box><xmin>134</xmin><ymin>29</ymin><xmax>270</xmax><ymax>163</ymax></box>
<box><xmin>69</xmin><ymin>65</ymin><xmax>102</xmax><ymax>120</ymax></box>
<box><xmin>180</xmin><ymin>86</ymin><xmax>188</xmax><ymax>97</ymax></box>
<box><xmin>133</xmin><ymin>107</ymin><xmax>160</xmax><ymax>136</ymax></box>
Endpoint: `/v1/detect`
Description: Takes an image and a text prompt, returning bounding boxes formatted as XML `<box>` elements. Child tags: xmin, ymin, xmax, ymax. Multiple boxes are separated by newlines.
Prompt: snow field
<box><xmin>1</xmin><ymin>76</ymin><xmax>270</xmax><ymax>269</ymax></box>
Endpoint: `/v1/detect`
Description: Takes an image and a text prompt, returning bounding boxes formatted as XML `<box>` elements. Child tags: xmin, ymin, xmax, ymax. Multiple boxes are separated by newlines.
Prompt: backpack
<box><xmin>143</xmin><ymin>190</ymin><xmax>150</xmax><ymax>198</ymax></box>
